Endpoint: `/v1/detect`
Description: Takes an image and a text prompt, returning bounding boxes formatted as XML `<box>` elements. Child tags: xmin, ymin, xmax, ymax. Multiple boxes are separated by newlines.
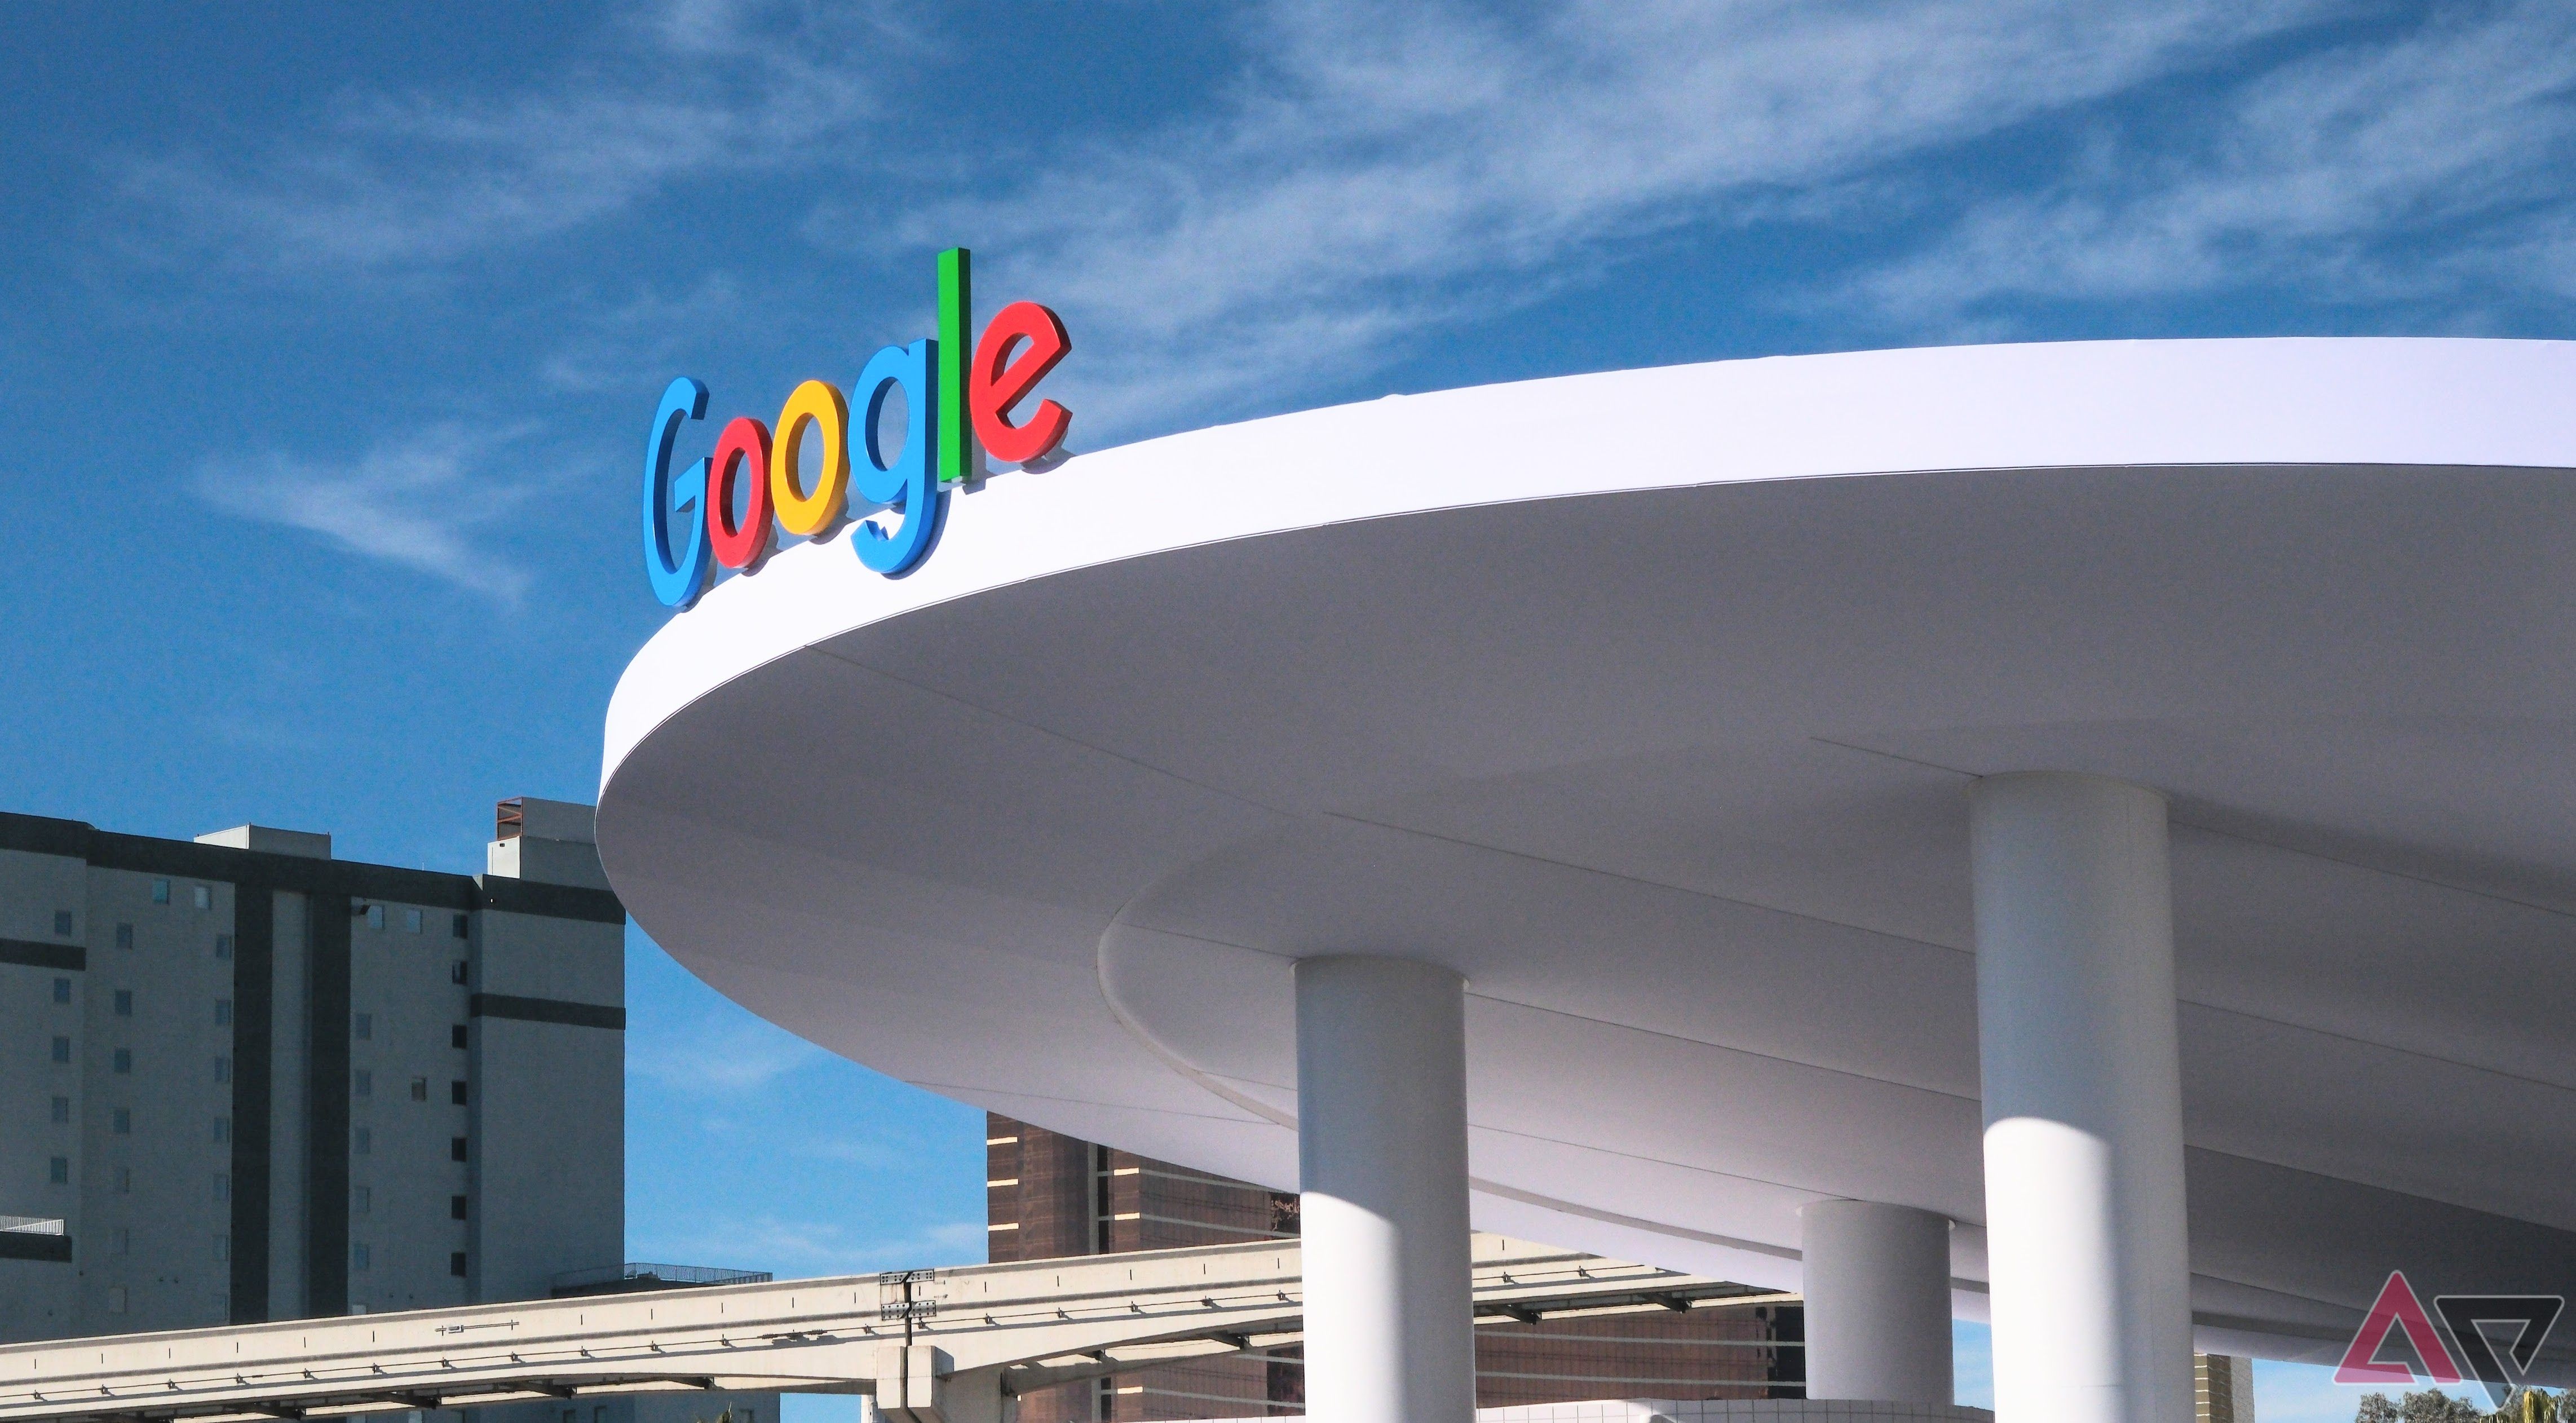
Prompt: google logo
<box><xmin>642</xmin><ymin>247</ymin><xmax>1072</xmax><ymax>607</ymax></box>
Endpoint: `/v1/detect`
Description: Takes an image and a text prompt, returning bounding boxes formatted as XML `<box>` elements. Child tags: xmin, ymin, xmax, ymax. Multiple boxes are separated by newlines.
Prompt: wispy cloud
<box><xmin>191</xmin><ymin>423</ymin><xmax>544</xmax><ymax>605</ymax></box>
<box><xmin>635</xmin><ymin>1213</ymin><xmax>985</xmax><ymax>1279</ymax></box>
<box><xmin>114</xmin><ymin>0</ymin><xmax>901</xmax><ymax>276</ymax></box>
<box><xmin>884</xmin><ymin>0</ymin><xmax>2335</xmax><ymax>435</ymax></box>
<box><xmin>540</xmin><ymin>272</ymin><xmax>747</xmax><ymax>394</ymax></box>
<box><xmin>1856</xmin><ymin>3</ymin><xmax>2576</xmax><ymax>330</ymax></box>
<box><xmin>629</xmin><ymin>1008</ymin><xmax>833</xmax><ymax>1097</ymax></box>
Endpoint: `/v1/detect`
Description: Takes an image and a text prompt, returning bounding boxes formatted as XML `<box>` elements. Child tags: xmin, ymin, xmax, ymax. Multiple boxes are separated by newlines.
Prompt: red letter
<box><xmin>969</xmin><ymin>301</ymin><xmax>1072</xmax><ymax>465</ymax></box>
<box><xmin>706</xmin><ymin>416</ymin><xmax>774</xmax><ymax>571</ymax></box>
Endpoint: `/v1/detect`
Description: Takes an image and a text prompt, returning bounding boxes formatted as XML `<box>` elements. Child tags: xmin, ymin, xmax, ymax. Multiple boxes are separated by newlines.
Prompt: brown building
<box><xmin>986</xmin><ymin>1115</ymin><xmax>1799</xmax><ymax>1421</ymax></box>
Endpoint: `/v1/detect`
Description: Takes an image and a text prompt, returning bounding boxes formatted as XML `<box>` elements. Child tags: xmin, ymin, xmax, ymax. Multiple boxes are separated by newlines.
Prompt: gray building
<box><xmin>1</xmin><ymin>796</ymin><xmax>625</xmax><ymax>1340</ymax></box>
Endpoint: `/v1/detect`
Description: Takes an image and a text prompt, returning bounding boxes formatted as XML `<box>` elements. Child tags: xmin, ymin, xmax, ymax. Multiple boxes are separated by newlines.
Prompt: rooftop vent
<box><xmin>195</xmin><ymin>825</ymin><xmax>333</xmax><ymax>860</ymax></box>
<box><xmin>494</xmin><ymin>797</ymin><xmax>595</xmax><ymax>845</ymax></box>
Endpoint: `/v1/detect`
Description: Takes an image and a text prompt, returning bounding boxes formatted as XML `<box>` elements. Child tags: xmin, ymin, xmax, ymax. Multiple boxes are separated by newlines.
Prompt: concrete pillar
<box><xmin>1799</xmin><ymin>1199</ymin><xmax>1955</xmax><ymax>1404</ymax></box>
<box><xmin>873</xmin><ymin>1346</ymin><xmax>1005</xmax><ymax>1423</ymax></box>
<box><xmin>1294</xmin><ymin>955</ymin><xmax>1477</xmax><ymax>1423</ymax></box>
<box><xmin>1969</xmin><ymin>772</ymin><xmax>2193</xmax><ymax>1423</ymax></box>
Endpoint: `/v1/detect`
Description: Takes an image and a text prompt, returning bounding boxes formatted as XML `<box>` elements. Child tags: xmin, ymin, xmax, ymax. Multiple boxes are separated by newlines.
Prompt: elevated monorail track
<box><xmin>2</xmin><ymin>1235</ymin><xmax>1787</xmax><ymax>1423</ymax></box>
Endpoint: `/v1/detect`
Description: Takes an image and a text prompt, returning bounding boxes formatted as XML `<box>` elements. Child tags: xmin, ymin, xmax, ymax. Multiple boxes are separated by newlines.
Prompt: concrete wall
<box><xmin>0</xmin><ymin>846</ymin><xmax>90</xmax><ymax>1342</ymax></box>
<box><xmin>467</xmin><ymin>901</ymin><xmax>624</xmax><ymax>1304</ymax></box>
<box><xmin>0</xmin><ymin>809</ymin><xmax>629</xmax><ymax>1345</ymax></box>
<box><xmin>78</xmin><ymin>863</ymin><xmax>238</xmax><ymax>1334</ymax></box>
<box><xmin>348</xmin><ymin>892</ymin><xmax>476</xmax><ymax>1313</ymax></box>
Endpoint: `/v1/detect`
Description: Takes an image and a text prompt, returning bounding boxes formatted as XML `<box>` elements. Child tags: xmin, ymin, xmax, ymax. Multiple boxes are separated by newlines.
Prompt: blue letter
<box><xmin>643</xmin><ymin>376</ymin><xmax>714</xmax><ymax>608</ymax></box>
<box><xmin>850</xmin><ymin>339</ymin><xmax>947</xmax><ymax>576</ymax></box>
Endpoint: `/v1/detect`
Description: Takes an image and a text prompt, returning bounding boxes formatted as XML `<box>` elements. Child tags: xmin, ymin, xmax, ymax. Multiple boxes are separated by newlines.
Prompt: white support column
<box><xmin>1969</xmin><ymin>772</ymin><xmax>2193</xmax><ymax>1423</ymax></box>
<box><xmin>1799</xmin><ymin>1200</ymin><xmax>1955</xmax><ymax>1404</ymax></box>
<box><xmin>1294</xmin><ymin>955</ymin><xmax>1477</xmax><ymax>1423</ymax></box>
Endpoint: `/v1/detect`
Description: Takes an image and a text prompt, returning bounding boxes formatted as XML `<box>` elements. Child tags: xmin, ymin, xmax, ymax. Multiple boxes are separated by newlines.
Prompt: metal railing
<box><xmin>0</xmin><ymin>1217</ymin><xmax>64</xmax><ymax>1236</ymax></box>
<box><xmin>550</xmin><ymin>1261</ymin><xmax>775</xmax><ymax>1296</ymax></box>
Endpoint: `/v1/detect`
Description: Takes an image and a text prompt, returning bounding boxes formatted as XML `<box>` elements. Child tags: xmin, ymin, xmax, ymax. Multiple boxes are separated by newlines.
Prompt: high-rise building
<box><xmin>1</xmin><ymin>797</ymin><xmax>626</xmax><ymax>1342</ymax></box>
<box><xmin>984</xmin><ymin>1115</ymin><xmax>1799</xmax><ymax>1420</ymax></box>
<box><xmin>2195</xmin><ymin>1353</ymin><xmax>2256</xmax><ymax>1423</ymax></box>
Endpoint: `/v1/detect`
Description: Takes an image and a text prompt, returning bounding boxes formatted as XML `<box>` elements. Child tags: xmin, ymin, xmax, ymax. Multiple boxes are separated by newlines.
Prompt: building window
<box><xmin>114</xmin><ymin>1166</ymin><xmax>131</xmax><ymax>1194</ymax></box>
<box><xmin>450</xmin><ymin>960</ymin><xmax>469</xmax><ymax>986</ymax></box>
<box><xmin>354</xmin><ymin>1070</ymin><xmax>373</xmax><ymax>1098</ymax></box>
<box><xmin>105</xmin><ymin>1286</ymin><xmax>126</xmax><ymax>1314</ymax></box>
<box><xmin>405</xmin><ymin>908</ymin><xmax>422</xmax><ymax>934</ymax></box>
<box><xmin>410</xmin><ymin>1076</ymin><xmax>428</xmax><ymax>1102</ymax></box>
<box><xmin>354</xmin><ymin>1012</ymin><xmax>373</xmax><ymax>1041</ymax></box>
<box><xmin>113</xmin><ymin>1107</ymin><xmax>131</xmax><ymax>1135</ymax></box>
<box><xmin>152</xmin><ymin>880</ymin><xmax>171</xmax><ymax>904</ymax></box>
<box><xmin>54</xmin><ymin>909</ymin><xmax>73</xmax><ymax>936</ymax></box>
<box><xmin>450</xmin><ymin>1080</ymin><xmax>468</xmax><ymax>1106</ymax></box>
<box><xmin>52</xmin><ymin>977</ymin><xmax>71</xmax><ymax>1004</ymax></box>
<box><xmin>213</xmin><ymin>1173</ymin><xmax>230</xmax><ymax>1203</ymax></box>
<box><xmin>354</xmin><ymin>1185</ymin><xmax>372</xmax><ymax>1217</ymax></box>
<box><xmin>352</xmin><ymin>1243</ymin><xmax>372</xmax><ymax>1272</ymax></box>
<box><xmin>452</xmin><ymin>913</ymin><xmax>470</xmax><ymax>939</ymax></box>
<box><xmin>193</xmin><ymin>885</ymin><xmax>212</xmax><ymax>910</ymax></box>
<box><xmin>113</xmin><ymin>989</ymin><xmax>133</xmax><ymax>1017</ymax></box>
<box><xmin>48</xmin><ymin>1157</ymin><xmax>68</xmax><ymax>1185</ymax></box>
<box><xmin>50</xmin><ymin>1096</ymin><xmax>69</xmax><ymax>1124</ymax></box>
<box><xmin>365</xmin><ymin>904</ymin><xmax>385</xmax><ymax>931</ymax></box>
<box><xmin>449</xmin><ymin>1251</ymin><xmax>468</xmax><ymax>1278</ymax></box>
<box><xmin>449</xmin><ymin>1194</ymin><xmax>467</xmax><ymax>1221</ymax></box>
<box><xmin>450</xmin><ymin>1024</ymin><xmax>469</xmax><ymax>1050</ymax></box>
<box><xmin>450</xmin><ymin>1137</ymin><xmax>469</xmax><ymax>1163</ymax></box>
<box><xmin>215</xmin><ymin>934</ymin><xmax>233</xmax><ymax>960</ymax></box>
<box><xmin>214</xmin><ymin>998</ymin><xmax>233</xmax><ymax>1027</ymax></box>
<box><xmin>113</xmin><ymin>1048</ymin><xmax>132</xmax><ymax>1074</ymax></box>
<box><xmin>115</xmin><ymin>923</ymin><xmax>134</xmax><ymax>950</ymax></box>
<box><xmin>213</xmin><ymin>1117</ymin><xmax>231</xmax><ymax>1144</ymax></box>
<box><xmin>355</xmin><ymin>1126</ymin><xmax>372</xmax><ymax>1155</ymax></box>
<box><xmin>214</xmin><ymin>1055</ymin><xmax>232</xmax><ymax>1084</ymax></box>
<box><xmin>51</xmin><ymin>1036</ymin><xmax>72</xmax><ymax>1064</ymax></box>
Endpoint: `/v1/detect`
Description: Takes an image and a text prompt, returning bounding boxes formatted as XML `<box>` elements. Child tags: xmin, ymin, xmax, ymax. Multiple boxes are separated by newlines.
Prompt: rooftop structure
<box><xmin>598</xmin><ymin>337</ymin><xmax>2576</xmax><ymax>1421</ymax></box>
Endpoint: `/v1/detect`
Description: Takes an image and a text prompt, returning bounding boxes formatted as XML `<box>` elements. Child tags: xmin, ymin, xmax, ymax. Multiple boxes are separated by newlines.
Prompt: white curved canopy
<box><xmin>598</xmin><ymin>337</ymin><xmax>2576</xmax><ymax>1372</ymax></box>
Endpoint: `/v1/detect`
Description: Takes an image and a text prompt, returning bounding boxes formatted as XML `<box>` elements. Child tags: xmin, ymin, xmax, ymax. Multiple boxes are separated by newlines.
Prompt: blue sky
<box><xmin>6</xmin><ymin>2</ymin><xmax>2574</xmax><ymax>1418</ymax></box>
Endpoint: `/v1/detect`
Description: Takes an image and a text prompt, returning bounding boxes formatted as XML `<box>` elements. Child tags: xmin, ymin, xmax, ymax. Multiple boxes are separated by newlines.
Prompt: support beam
<box><xmin>1798</xmin><ymin>1200</ymin><xmax>1954</xmax><ymax>1405</ymax></box>
<box><xmin>1294</xmin><ymin>955</ymin><xmax>1477</xmax><ymax>1423</ymax></box>
<box><xmin>1970</xmin><ymin>772</ymin><xmax>2193</xmax><ymax>1423</ymax></box>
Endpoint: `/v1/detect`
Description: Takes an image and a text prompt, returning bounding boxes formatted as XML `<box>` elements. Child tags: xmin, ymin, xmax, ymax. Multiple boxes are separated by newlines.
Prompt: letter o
<box><xmin>769</xmin><ymin>379</ymin><xmax>849</xmax><ymax>536</ymax></box>
<box><xmin>706</xmin><ymin>416</ymin><xmax>774</xmax><ymax>571</ymax></box>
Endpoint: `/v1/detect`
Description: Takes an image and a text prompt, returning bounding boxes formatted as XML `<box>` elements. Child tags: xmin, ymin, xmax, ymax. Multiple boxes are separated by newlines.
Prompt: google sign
<box><xmin>642</xmin><ymin>247</ymin><xmax>1072</xmax><ymax>607</ymax></box>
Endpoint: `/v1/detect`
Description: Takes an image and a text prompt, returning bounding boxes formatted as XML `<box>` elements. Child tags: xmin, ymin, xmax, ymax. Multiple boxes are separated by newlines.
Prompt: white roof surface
<box><xmin>599</xmin><ymin>338</ymin><xmax>2576</xmax><ymax>1372</ymax></box>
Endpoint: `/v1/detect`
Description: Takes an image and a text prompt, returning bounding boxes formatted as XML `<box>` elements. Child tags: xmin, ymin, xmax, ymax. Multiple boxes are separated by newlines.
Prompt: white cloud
<box><xmin>887</xmin><ymin>0</ymin><xmax>2335</xmax><ymax>435</ymax></box>
<box><xmin>630</xmin><ymin>1008</ymin><xmax>832</xmax><ymax>1097</ymax></box>
<box><xmin>1855</xmin><ymin>3</ymin><xmax>2576</xmax><ymax>328</ymax></box>
<box><xmin>540</xmin><ymin>271</ymin><xmax>748</xmax><ymax>394</ymax></box>
<box><xmin>191</xmin><ymin>423</ymin><xmax>543</xmax><ymax>604</ymax></box>
<box><xmin>133</xmin><ymin>2</ymin><xmax>2576</xmax><ymax>468</ymax></box>
<box><xmin>636</xmin><ymin>1213</ymin><xmax>986</xmax><ymax>1279</ymax></box>
<box><xmin>117</xmin><ymin>0</ymin><xmax>898</xmax><ymax>274</ymax></box>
